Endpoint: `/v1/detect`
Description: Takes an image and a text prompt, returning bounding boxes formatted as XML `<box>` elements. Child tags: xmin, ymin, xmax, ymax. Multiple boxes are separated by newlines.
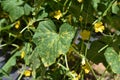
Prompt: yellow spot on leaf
<box><xmin>24</xmin><ymin>70</ymin><xmax>31</xmax><ymax>77</ymax></box>
<box><xmin>15</xmin><ymin>21</ymin><xmax>20</xmax><ymax>29</ymax></box>
<box><xmin>94</xmin><ymin>22</ymin><xmax>105</xmax><ymax>33</ymax></box>
<box><xmin>21</xmin><ymin>51</ymin><xmax>25</xmax><ymax>59</ymax></box>
<box><xmin>54</xmin><ymin>10</ymin><xmax>62</xmax><ymax>20</ymax></box>
<box><xmin>80</xmin><ymin>30</ymin><xmax>90</xmax><ymax>40</ymax></box>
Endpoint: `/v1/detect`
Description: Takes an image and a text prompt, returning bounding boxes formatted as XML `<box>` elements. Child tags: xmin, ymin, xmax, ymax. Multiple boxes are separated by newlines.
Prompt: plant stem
<box><xmin>98</xmin><ymin>44</ymin><xmax>108</xmax><ymax>53</ymax></box>
<box><xmin>64</xmin><ymin>54</ymin><xmax>69</xmax><ymax>69</ymax></box>
<box><xmin>92</xmin><ymin>0</ymin><xmax>115</xmax><ymax>25</ymax></box>
<box><xmin>18</xmin><ymin>65</ymin><xmax>26</xmax><ymax>80</ymax></box>
<box><xmin>63</xmin><ymin>0</ymin><xmax>72</xmax><ymax>16</ymax></box>
<box><xmin>20</xmin><ymin>26</ymin><xmax>28</xmax><ymax>33</ymax></box>
<box><xmin>86</xmin><ymin>60</ymin><xmax>98</xmax><ymax>79</ymax></box>
<box><xmin>57</xmin><ymin>63</ymin><xmax>69</xmax><ymax>71</ymax></box>
<box><xmin>0</xmin><ymin>44</ymin><xmax>7</xmax><ymax>48</ymax></box>
<box><xmin>84</xmin><ymin>40</ymin><xmax>98</xmax><ymax>79</ymax></box>
<box><xmin>63</xmin><ymin>0</ymin><xmax>69</xmax><ymax>11</ymax></box>
<box><xmin>102</xmin><ymin>0</ymin><xmax>115</xmax><ymax>17</ymax></box>
<box><xmin>70</xmin><ymin>45</ymin><xmax>82</xmax><ymax>58</ymax></box>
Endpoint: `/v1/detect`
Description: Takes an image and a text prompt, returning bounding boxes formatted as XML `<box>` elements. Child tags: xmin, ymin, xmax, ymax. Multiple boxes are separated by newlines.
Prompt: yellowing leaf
<box><xmin>33</xmin><ymin>20</ymin><xmax>75</xmax><ymax>67</ymax></box>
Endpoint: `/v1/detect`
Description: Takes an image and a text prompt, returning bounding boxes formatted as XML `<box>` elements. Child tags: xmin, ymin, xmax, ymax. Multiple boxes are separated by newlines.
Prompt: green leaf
<box><xmin>1</xmin><ymin>0</ymin><xmax>24</xmax><ymax>22</ymax></box>
<box><xmin>30</xmin><ymin>48</ymin><xmax>46</xmax><ymax>79</ymax></box>
<box><xmin>24</xmin><ymin>4</ymin><xmax>32</xmax><ymax>15</ymax></box>
<box><xmin>0</xmin><ymin>19</ymin><xmax>13</xmax><ymax>31</ymax></box>
<box><xmin>87</xmin><ymin>40</ymin><xmax>107</xmax><ymax>65</ymax></box>
<box><xmin>104</xmin><ymin>47</ymin><xmax>120</xmax><ymax>74</ymax></box>
<box><xmin>33</xmin><ymin>20</ymin><xmax>75</xmax><ymax>67</ymax></box>
<box><xmin>112</xmin><ymin>1</ymin><xmax>119</xmax><ymax>14</ymax></box>
<box><xmin>91</xmin><ymin>0</ymin><xmax>100</xmax><ymax>11</ymax></box>
<box><xmin>1</xmin><ymin>43</ymin><xmax>31</xmax><ymax>73</ymax></box>
<box><xmin>37</xmin><ymin>10</ymin><xmax>48</xmax><ymax>20</ymax></box>
<box><xmin>30</xmin><ymin>48</ymin><xmax>41</xmax><ymax>70</ymax></box>
<box><xmin>1</xmin><ymin>51</ymin><xmax>20</xmax><ymax>73</ymax></box>
<box><xmin>23</xmin><ymin>43</ymin><xmax>32</xmax><ymax>65</ymax></box>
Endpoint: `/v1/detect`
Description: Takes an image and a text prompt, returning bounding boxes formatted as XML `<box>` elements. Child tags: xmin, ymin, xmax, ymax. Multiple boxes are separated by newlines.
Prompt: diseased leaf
<box><xmin>30</xmin><ymin>48</ymin><xmax>41</xmax><ymax>70</ymax></box>
<box><xmin>104</xmin><ymin>47</ymin><xmax>120</xmax><ymax>74</ymax></box>
<box><xmin>33</xmin><ymin>20</ymin><xmax>75</xmax><ymax>67</ymax></box>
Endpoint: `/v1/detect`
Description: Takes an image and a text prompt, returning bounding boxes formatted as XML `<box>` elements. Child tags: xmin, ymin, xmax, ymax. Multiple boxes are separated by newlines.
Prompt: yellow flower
<box><xmin>71</xmin><ymin>71</ymin><xmax>80</xmax><ymax>80</ymax></box>
<box><xmin>79</xmin><ymin>16</ymin><xmax>83</xmax><ymax>22</ymax></box>
<box><xmin>54</xmin><ymin>10</ymin><xmax>62</xmax><ymax>20</ymax></box>
<box><xmin>80</xmin><ymin>30</ymin><xmax>90</xmax><ymax>40</ymax></box>
<box><xmin>21</xmin><ymin>51</ymin><xmax>25</xmax><ymax>58</ymax></box>
<box><xmin>82</xmin><ymin>63</ymin><xmax>90</xmax><ymax>74</ymax></box>
<box><xmin>94</xmin><ymin>22</ymin><xmax>105</xmax><ymax>33</ymax></box>
<box><xmin>67</xmin><ymin>14</ymin><xmax>72</xmax><ymax>24</ymax></box>
<box><xmin>77</xmin><ymin>0</ymin><xmax>83</xmax><ymax>3</ymax></box>
<box><xmin>15</xmin><ymin>21</ymin><xmax>20</xmax><ymax>29</ymax></box>
<box><xmin>72</xmin><ymin>77</ymin><xmax>79</xmax><ymax>80</ymax></box>
<box><xmin>81</xmin><ymin>58</ymin><xmax>85</xmax><ymax>65</ymax></box>
<box><xmin>24</xmin><ymin>70</ymin><xmax>31</xmax><ymax>77</ymax></box>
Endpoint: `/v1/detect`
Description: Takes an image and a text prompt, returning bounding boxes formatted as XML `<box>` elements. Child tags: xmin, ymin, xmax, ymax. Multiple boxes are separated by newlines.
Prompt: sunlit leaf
<box><xmin>1</xmin><ymin>51</ymin><xmax>20</xmax><ymax>73</ymax></box>
<box><xmin>24</xmin><ymin>4</ymin><xmax>32</xmax><ymax>15</ymax></box>
<box><xmin>104</xmin><ymin>47</ymin><xmax>120</xmax><ymax>73</ymax></box>
<box><xmin>92</xmin><ymin>0</ymin><xmax>100</xmax><ymax>11</ymax></box>
<box><xmin>1</xmin><ymin>0</ymin><xmax>24</xmax><ymax>22</ymax></box>
<box><xmin>112</xmin><ymin>1</ymin><xmax>119</xmax><ymax>14</ymax></box>
<box><xmin>1</xmin><ymin>43</ymin><xmax>31</xmax><ymax>73</ymax></box>
<box><xmin>33</xmin><ymin>20</ymin><xmax>75</xmax><ymax>67</ymax></box>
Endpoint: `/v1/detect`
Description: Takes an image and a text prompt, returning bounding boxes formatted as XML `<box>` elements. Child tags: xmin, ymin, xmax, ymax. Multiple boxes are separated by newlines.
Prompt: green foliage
<box><xmin>112</xmin><ymin>1</ymin><xmax>120</xmax><ymax>14</ymax></box>
<box><xmin>0</xmin><ymin>0</ymin><xmax>120</xmax><ymax>79</ymax></box>
<box><xmin>87</xmin><ymin>40</ymin><xmax>107</xmax><ymax>64</ymax></box>
<box><xmin>1</xmin><ymin>0</ymin><xmax>32</xmax><ymax>22</ymax></box>
<box><xmin>1</xmin><ymin>51</ymin><xmax>20</xmax><ymax>73</ymax></box>
<box><xmin>33</xmin><ymin>20</ymin><xmax>75</xmax><ymax>67</ymax></box>
<box><xmin>104</xmin><ymin>47</ymin><xmax>120</xmax><ymax>73</ymax></box>
<box><xmin>1</xmin><ymin>0</ymin><xmax>24</xmax><ymax>22</ymax></box>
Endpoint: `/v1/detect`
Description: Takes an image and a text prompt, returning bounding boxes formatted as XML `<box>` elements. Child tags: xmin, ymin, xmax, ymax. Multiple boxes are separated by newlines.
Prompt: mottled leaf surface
<box><xmin>33</xmin><ymin>20</ymin><xmax>75</xmax><ymax>67</ymax></box>
<box><xmin>104</xmin><ymin>47</ymin><xmax>120</xmax><ymax>73</ymax></box>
